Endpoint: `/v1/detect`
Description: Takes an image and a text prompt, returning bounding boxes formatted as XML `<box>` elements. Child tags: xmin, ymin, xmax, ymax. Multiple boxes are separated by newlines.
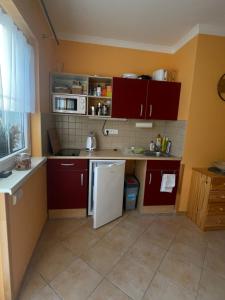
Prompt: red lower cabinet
<box><xmin>47</xmin><ymin>159</ymin><xmax>88</xmax><ymax>209</ymax></box>
<box><xmin>143</xmin><ymin>160</ymin><xmax>180</xmax><ymax>206</ymax></box>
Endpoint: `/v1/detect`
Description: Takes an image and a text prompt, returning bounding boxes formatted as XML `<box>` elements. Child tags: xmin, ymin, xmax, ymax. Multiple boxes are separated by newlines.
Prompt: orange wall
<box><xmin>179</xmin><ymin>34</ymin><xmax>225</xmax><ymax>210</ymax></box>
<box><xmin>55</xmin><ymin>40</ymin><xmax>173</xmax><ymax>77</ymax></box>
<box><xmin>172</xmin><ymin>37</ymin><xmax>198</xmax><ymax>120</ymax></box>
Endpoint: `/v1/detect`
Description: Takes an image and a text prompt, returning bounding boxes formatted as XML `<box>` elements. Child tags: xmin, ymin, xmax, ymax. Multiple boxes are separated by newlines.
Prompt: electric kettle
<box><xmin>86</xmin><ymin>131</ymin><xmax>97</xmax><ymax>151</ymax></box>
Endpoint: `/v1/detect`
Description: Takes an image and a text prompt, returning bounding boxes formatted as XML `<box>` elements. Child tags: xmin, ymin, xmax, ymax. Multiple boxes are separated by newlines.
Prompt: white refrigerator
<box><xmin>88</xmin><ymin>160</ymin><xmax>125</xmax><ymax>229</ymax></box>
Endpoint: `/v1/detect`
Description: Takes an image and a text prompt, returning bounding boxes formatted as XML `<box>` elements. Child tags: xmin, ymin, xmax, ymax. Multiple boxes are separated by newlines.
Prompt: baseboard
<box><xmin>48</xmin><ymin>209</ymin><xmax>87</xmax><ymax>219</ymax></box>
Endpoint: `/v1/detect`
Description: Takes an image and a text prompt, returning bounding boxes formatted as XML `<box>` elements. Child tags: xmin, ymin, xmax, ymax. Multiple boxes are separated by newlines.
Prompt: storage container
<box><xmin>124</xmin><ymin>176</ymin><xmax>139</xmax><ymax>210</ymax></box>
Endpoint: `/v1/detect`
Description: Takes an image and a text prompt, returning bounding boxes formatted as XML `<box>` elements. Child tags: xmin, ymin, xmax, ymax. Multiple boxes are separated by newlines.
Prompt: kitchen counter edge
<box><xmin>47</xmin><ymin>150</ymin><xmax>181</xmax><ymax>161</ymax></box>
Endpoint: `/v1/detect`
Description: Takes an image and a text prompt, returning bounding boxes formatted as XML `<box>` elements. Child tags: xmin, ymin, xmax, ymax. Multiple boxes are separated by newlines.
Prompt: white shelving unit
<box><xmin>51</xmin><ymin>73</ymin><xmax>113</xmax><ymax>117</ymax></box>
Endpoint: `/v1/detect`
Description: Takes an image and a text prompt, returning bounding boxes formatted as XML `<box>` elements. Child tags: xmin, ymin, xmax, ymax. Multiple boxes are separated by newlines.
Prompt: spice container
<box><xmin>15</xmin><ymin>153</ymin><xmax>31</xmax><ymax>170</ymax></box>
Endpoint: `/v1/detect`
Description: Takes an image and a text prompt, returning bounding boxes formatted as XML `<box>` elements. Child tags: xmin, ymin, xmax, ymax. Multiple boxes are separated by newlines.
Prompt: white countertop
<box><xmin>0</xmin><ymin>157</ymin><xmax>47</xmax><ymax>195</ymax></box>
<box><xmin>48</xmin><ymin>149</ymin><xmax>181</xmax><ymax>161</ymax></box>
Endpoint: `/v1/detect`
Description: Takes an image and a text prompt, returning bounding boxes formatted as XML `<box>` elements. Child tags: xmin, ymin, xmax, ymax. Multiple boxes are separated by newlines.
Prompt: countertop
<box><xmin>48</xmin><ymin>149</ymin><xmax>181</xmax><ymax>161</ymax></box>
<box><xmin>0</xmin><ymin>157</ymin><xmax>47</xmax><ymax>195</ymax></box>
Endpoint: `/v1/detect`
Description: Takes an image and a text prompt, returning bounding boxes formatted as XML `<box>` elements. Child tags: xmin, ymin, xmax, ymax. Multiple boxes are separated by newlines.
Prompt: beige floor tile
<box><xmin>50</xmin><ymin>258</ymin><xmax>102</xmax><ymax>300</ymax></box>
<box><xmin>62</xmin><ymin>227</ymin><xmax>100</xmax><ymax>256</ymax></box>
<box><xmin>81</xmin><ymin>239</ymin><xmax>122</xmax><ymax>275</ymax></box>
<box><xmin>205</xmin><ymin>230</ymin><xmax>225</xmax><ymax>253</ymax></box>
<box><xmin>143</xmin><ymin>272</ymin><xmax>196</xmax><ymax>300</ymax></box>
<box><xmin>127</xmin><ymin>235</ymin><xmax>166</xmax><ymax>272</ymax></box>
<box><xmin>18</xmin><ymin>269</ymin><xmax>46</xmax><ymax>300</ymax></box>
<box><xmin>34</xmin><ymin>241</ymin><xmax>76</xmax><ymax>282</ymax></box>
<box><xmin>142</xmin><ymin>222</ymin><xmax>176</xmax><ymax>250</ymax></box>
<box><xmin>107</xmin><ymin>256</ymin><xmax>154</xmax><ymax>300</ymax></box>
<box><xmin>204</xmin><ymin>247</ymin><xmax>225</xmax><ymax>279</ymax></box>
<box><xmin>102</xmin><ymin>224</ymin><xmax>139</xmax><ymax>255</ymax></box>
<box><xmin>169</xmin><ymin>240</ymin><xmax>206</xmax><ymax>268</ymax></box>
<box><xmin>158</xmin><ymin>252</ymin><xmax>202</xmax><ymax>293</ymax></box>
<box><xmin>197</xmin><ymin>268</ymin><xmax>225</xmax><ymax>300</ymax></box>
<box><xmin>30</xmin><ymin>285</ymin><xmax>61</xmax><ymax>300</ymax></box>
<box><xmin>120</xmin><ymin>214</ymin><xmax>155</xmax><ymax>231</ymax></box>
<box><xmin>88</xmin><ymin>279</ymin><xmax>130</xmax><ymax>300</ymax></box>
<box><xmin>175</xmin><ymin>227</ymin><xmax>208</xmax><ymax>250</ymax></box>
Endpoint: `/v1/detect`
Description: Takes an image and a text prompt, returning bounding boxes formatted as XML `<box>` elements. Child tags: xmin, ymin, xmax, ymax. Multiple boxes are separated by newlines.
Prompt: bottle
<box><xmin>149</xmin><ymin>141</ymin><xmax>155</xmax><ymax>151</ymax></box>
<box><xmin>96</xmin><ymin>102</ymin><xmax>102</xmax><ymax>116</ymax></box>
<box><xmin>96</xmin><ymin>85</ymin><xmax>101</xmax><ymax>96</ymax></box>
<box><xmin>156</xmin><ymin>134</ymin><xmax>162</xmax><ymax>151</ymax></box>
<box><xmin>161</xmin><ymin>136</ymin><xmax>168</xmax><ymax>152</ymax></box>
<box><xmin>166</xmin><ymin>140</ymin><xmax>172</xmax><ymax>154</ymax></box>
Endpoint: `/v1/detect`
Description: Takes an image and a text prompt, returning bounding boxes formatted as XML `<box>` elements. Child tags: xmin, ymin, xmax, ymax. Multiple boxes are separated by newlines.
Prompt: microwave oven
<box><xmin>52</xmin><ymin>94</ymin><xmax>86</xmax><ymax>114</ymax></box>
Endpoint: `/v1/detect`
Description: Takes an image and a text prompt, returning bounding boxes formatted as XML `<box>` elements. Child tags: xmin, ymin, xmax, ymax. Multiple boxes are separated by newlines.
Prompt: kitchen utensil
<box><xmin>86</xmin><ymin>131</ymin><xmax>97</xmax><ymax>151</ymax></box>
<box><xmin>48</xmin><ymin>128</ymin><xmax>61</xmax><ymax>154</ymax></box>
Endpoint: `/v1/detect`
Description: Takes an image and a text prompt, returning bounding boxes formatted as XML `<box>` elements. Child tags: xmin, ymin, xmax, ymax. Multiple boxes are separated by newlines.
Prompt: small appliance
<box><xmin>86</xmin><ymin>131</ymin><xmax>97</xmax><ymax>151</ymax></box>
<box><xmin>152</xmin><ymin>69</ymin><xmax>175</xmax><ymax>81</ymax></box>
<box><xmin>52</xmin><ymin>94</ymin><xmax>86</xmax><ymax>114</ymax></box>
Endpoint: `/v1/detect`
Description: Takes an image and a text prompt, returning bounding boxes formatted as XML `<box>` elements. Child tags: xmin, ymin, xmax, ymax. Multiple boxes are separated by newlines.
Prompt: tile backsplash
<box><xmin>43</xmin><ymin>114</ymin><xmax>187</xmax><ymax>157</ymax></box>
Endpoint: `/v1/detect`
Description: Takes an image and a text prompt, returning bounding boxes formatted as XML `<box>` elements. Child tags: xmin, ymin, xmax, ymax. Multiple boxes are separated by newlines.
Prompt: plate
<box><xmin>122</xmin><ymin>73</ymin><xmax>138</xmax><ymax>79</ymax></box>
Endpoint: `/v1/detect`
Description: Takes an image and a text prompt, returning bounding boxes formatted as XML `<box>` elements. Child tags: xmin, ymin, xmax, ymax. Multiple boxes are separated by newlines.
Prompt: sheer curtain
<box><xmin>0</xmin><ymin>8</ymin><xmax>35</xmax><ymax>113</ymax></box>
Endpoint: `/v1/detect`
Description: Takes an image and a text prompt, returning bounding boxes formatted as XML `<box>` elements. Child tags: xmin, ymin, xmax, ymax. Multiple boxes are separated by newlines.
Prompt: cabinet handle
<box><xmin>149</xmin><ymin>173</ymin><xmax>152</xmax><ymax>185</ymax></box>
<box><xmin>140</xmin><ymin>104</ymin><xmax>143</xmax><ymax>116</ymax></box>
<box><xmin>149</xmin><ymin>105</ymin><xmax>152</xmax><ymax>117</ymax></box>
<box><xmin>219</xmin><ymin>207</ymin><xmax>224</xmax><ymax>211</ymax></box>
<box><xmin>81</xmin><ymin>173</ymin><xmax>84</xmax><ymax>186</ymax></box>
<box><xmin>220</xmin><ymin>195</ymin><xmax>225</xmax><ymax>199</ymax></box>
<box><xmin>60</xmin><ymin>163</ymin><xmax>75</xmax><ymax>166</ymax></box>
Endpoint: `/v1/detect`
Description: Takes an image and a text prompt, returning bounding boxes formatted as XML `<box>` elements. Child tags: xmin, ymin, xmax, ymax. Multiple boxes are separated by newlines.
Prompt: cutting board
<box><xmin>48</xmin><ymin>128</ymin><xmax>61</xmax><ymax>154</ymax></box>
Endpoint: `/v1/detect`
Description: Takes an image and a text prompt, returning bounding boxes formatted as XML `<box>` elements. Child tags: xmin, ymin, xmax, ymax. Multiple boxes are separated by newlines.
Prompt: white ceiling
<box><xmin>43</xmin><ymin>0</ymin><xmax>225</xmax><ymax>53</ymax></box>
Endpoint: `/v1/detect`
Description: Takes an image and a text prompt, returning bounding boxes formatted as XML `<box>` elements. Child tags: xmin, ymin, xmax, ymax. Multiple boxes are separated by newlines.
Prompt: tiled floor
<box><xmin>18</xmin><ymin>212</ymin><xmax>225</xmax><ymax>300</ymax></box>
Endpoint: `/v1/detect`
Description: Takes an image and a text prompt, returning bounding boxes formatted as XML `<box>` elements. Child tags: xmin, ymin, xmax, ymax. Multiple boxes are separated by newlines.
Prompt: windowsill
<box><xmin>0</xmin><ymin>157</ymin><xmax>46</xmax><ymax>195</ymax></box>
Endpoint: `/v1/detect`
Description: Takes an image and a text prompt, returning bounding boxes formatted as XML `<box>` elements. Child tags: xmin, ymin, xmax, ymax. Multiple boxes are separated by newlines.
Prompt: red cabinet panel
<box><xmin>111</xmin><ymin>77</ymin><xmax>148</xmax><ymax>119</ymax></box>
<box><xmin>144</xmin><ymin>160</ymin><xmax>180</xmax><ymax>206</ymax></box>
<box><xmin>47</xmin><ymin>159</ymin><xmax>88</xmax><ymax>209</ymax></box>
<box><xmin>112</xmin><ymin>77</ymin><xmax>181</xmax><ymax>120</ymax></box>
<box><xmin>146</xmin><ymin>81</ymin><xmax>181</xmax><ymax>120</ymax></box>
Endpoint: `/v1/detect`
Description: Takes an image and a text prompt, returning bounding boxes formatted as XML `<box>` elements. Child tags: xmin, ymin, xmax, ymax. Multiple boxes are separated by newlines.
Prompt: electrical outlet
<box><xmin>104</xmin><ymin>129</ymin><xmax>118</xmax><ymax>135</ymax></box>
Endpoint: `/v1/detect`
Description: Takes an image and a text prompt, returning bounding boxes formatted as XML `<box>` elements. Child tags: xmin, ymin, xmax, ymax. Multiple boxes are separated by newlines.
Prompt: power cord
<box><xmin>102</xmin><ymin>120</ymin><xmax>109</xmax><ymax>136</ymax></box>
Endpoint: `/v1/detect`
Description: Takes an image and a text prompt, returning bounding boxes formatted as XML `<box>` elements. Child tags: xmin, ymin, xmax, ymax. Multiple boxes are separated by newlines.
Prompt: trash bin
<box><xmin>124</xmin><ymin>176</ymin><xmax>139</xmax><ymax>210</ymax></box>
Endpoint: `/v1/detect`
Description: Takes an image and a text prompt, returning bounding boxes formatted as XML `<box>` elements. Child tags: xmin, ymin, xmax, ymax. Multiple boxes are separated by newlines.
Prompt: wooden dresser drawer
<box><xmin>205</xmin><ymin>215</ymin><xmax>225</xmax><ymax>228</ymax></box>
<box><xmin>211</xmin><ymin>177</ymin><xmax>225</xmax><ymax>191</ymax></box>
<box><xmin>209</xmin><ymin>191</ymin><xmax>225</xmax><ymax>203</ymax></box>
<box><xmin>208</xmin><ymin>203</ymin><xmax>225</xmax><ymax>215</ymax></box>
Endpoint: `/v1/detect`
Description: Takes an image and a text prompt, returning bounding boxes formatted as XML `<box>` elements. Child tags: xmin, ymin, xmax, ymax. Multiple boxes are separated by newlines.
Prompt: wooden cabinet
<box><xmin>146</xmin><ymin>81</ymin><xmax>181</xmax><ymax>120</ymax></box>
<box><xmin>112</xmin><ymin>77</ymin><xmax>181</xmax><ymax>120</ymax></box>
<box><xmin>143</xmin><ymin>160</ymin><xmax>180</xmax><ymax>206</ymax></box>
<box><xmin>111</xmin><ymin>77</ymin><xmax>148</xmax><ymax>119</ymax></box>
<box><xmin>47</xmin><ymin>159</ymin><xmax>88</xmax><ymax>210</ymax></box>
<box><xmin>187</xmin><ymin>168</ymin><xmax>225</xmax><ymax>230</ymax></box>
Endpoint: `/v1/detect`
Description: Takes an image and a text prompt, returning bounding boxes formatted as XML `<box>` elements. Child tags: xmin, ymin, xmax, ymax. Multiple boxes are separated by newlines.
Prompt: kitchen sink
<box><xmin>55</xmin><ymin>149</ymin><xmax>80</xmax><ymax>156</ymax></box>
<box><xmin>143</xmin><ymin>150</ymin><xmax>171</xmax><ymax>157</ymax></box>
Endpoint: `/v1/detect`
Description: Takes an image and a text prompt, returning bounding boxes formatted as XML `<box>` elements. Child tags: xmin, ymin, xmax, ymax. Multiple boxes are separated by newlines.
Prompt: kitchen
<box><xmin>1</xmin><ymin>0</ymin><xmax>225</xmax><ymax>300</ymax></box>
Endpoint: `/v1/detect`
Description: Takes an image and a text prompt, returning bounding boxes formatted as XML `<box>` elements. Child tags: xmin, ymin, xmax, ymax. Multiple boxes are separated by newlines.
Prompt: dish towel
<box><xmin>160</xmin><ymin>174</ymin><xmax>176</xmax><ymax>193</ymax></box>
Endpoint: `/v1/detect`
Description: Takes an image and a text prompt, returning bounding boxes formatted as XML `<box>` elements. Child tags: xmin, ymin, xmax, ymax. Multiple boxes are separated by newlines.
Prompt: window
<box><xmin>0</xmin><ymin>111</ymin><xmax>28</xmax><ymax>159</ymax></box>
<box><xmin>0</xmin><ymin>8</ymin><xmax>35</xmax><ymax>163</ymax></box>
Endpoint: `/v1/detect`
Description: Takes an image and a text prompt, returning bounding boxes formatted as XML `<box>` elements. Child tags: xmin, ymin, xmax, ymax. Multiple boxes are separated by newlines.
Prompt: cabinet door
<box><xmin>112</xmin><ymin>77</ymin><xmax>148</xmax><ymax>119</ymax></box>
<box><xmin>146</xmin><ymin>81</ymin><xmax>181</xmax><ymax>120</ymax></box>
<box><xmin>144</xmin><ymin>169</ymin><xmax>179</xmax><ymax>206</ymax></box>
<box><xmin>47</xmin><ymin>161</ymin><xmax>88</xmax><ymax>209</ymax></box>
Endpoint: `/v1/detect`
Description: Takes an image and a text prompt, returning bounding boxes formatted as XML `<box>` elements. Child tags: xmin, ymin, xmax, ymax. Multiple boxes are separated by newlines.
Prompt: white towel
<box><xmin>160</xmin><ymin>174</ymin><xmax>176</xmax><ymax>193</ymax></box>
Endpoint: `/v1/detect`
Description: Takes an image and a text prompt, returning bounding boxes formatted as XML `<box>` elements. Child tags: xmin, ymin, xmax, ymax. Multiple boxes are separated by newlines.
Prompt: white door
<box><xmin>93</xmin><ymin>161</ymin><xmax>125</xmax><ymax>229</ymax></box>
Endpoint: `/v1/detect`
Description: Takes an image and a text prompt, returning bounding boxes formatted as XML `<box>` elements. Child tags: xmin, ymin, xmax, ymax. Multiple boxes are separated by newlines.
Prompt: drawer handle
<box><xmin>60</xmin><ymin>163</ymin><xmax>75</xmax><ymax>167</ymax></box>
<box><xmin>149</xmin><ymin>104</ymin><xmax>152</xmax><ymax>117</ymax></box>
<box><xmin>149</xmin><ymin>173</ymin><xmax>152</xmax><ymax>185</ymax></box>
<box><xmin>220</xmin><ymin>195</ymin><xmax>225</xmax><ymax>199</ymax></box>
<box><xmin>219</xmin><ymin>207</ymin><xmax>224</xmax><ymax>211</ymax></box>
<box><xmin>81</xmin><ymin>173</ymin><xmax>84</xmax><ymax>186</ymax></box>
<box><xmin>140</xmin><ymin>104</ymin><xmax>143</xmax><ymax>117</ymax></box>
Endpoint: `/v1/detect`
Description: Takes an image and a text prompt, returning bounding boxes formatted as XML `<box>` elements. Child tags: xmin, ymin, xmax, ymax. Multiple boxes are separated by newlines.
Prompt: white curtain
<box><xmin>0</xmin><ymin>8</ymin><xmax>35</xmax><ymax>113</ymax></box>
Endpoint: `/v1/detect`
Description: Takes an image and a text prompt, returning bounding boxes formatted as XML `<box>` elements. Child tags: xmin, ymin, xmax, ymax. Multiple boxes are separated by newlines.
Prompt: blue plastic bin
<box><xmin>124</xmin><ymin>176</ymin><xmax>139</xmax><ymax>210</ymax></box>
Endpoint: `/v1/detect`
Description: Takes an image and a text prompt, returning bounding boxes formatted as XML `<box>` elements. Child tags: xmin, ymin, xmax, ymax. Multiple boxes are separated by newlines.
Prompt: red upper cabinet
<box><xmin>146</xmin><ymin>81</ymin><xmax>181</xmax><ymax>120</ymax></box>
<box><xmin>111</xmin><ymin>77</ymin><xmax>148</xmax><ymax>119</ymax></box>
<box><xmin>112</xmin><ymin>77</ymin><xmax>181</xmax><ymax>120</ymax></box>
